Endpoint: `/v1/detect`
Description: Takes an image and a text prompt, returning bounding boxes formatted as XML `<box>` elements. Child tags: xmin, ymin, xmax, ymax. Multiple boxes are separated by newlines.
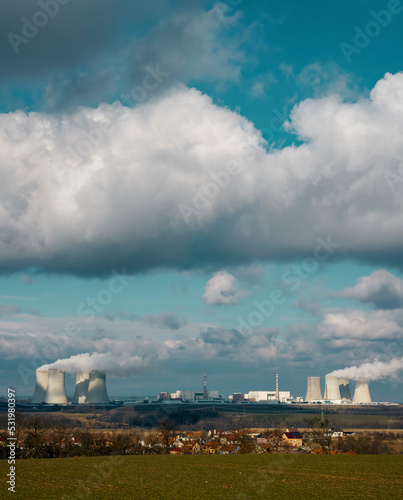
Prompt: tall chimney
<box><xmin>275</xmin><ymin>373</ymin><xmax>279</xmax><ymax>401</ymax></box>
<box><xmin>203</xmin><ymin>371</ymin><xmax>208</xmax><ymax>400</ymax></box>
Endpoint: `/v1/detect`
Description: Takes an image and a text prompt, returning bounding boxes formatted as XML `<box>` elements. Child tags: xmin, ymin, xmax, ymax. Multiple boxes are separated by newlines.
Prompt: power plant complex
<box><xmin>30</xmin><ymin>368</ymin><xmax>383</xmax><ymax>406</ymax></box>
<box><xmin>32</xmin><ymin>369</ymin><xmax>109</xmax><ymax>405</ymax></box>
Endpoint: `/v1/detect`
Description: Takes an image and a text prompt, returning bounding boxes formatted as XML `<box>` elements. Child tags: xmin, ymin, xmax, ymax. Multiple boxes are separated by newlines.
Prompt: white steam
<box><xmin>39</xmin><ymin>351</ymin><xmax>159</xmax><ymax>378</ymax></box>
<box><xmin>327</xmin><ymin>357</ymin><xmax>403</xmax><ymax>382</ymax></box>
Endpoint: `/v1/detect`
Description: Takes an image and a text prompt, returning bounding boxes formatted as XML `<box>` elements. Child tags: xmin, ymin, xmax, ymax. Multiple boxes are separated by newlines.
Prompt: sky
<box><xmin>1</xmin><ymin>0</ymin><xmax>403</xmax><ymax>402</ymax></box>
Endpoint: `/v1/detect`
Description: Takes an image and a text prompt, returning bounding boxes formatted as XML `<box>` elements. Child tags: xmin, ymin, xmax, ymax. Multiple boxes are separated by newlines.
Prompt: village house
<box><xmin>203</xmin><ymin>441</ymin><xmax>221</xmax><ymax>454</ymax></box>
<box><xmin>219</xmin><ymin>433</ymin><xmax>241</xmax><ymax>445</ymax></box>
<box><xmin>219</xmin><ymin>444</ymin><xmax>240</xmax><ymax>454</ymax></box>
<box><xmin>282</xmin><ymin>428</ymin><xmax>303</xmax><ymax>448</ymax></box>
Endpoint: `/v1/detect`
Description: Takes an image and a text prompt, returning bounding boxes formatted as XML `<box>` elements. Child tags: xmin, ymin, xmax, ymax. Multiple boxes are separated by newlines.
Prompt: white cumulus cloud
<box><xmin>203</xmin><ymin>270</ymin><xmax>250</xmax><ymax>305</ymax></box>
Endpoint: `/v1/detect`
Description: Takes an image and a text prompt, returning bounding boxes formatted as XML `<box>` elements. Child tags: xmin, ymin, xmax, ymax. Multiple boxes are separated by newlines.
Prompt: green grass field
<box><xmin>1</xmin><ymin>454</ymin><xmax>403</xmax><ymax>499</ymax></box>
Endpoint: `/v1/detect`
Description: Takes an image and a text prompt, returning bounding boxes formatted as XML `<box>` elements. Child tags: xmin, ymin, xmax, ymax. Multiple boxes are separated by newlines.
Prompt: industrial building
<box><xmin>228</xmin><ymin>373</ymin><xmax>292</xmax><ymax>403</ymax></box>
<box><xmin>170</xmin><ymin>390</ymin><xmax>220</xmax><ymax>402</ymax></box>
<box><xmin>232</xmin><ymin>393</ymin><xmax>244</xmax><ymax>403</ymax></box>
<box><xmin>167</xmin><ymin>371</ymin><xmax>221</xmax><ymax>402</ymax></box>
<box><xmin>244</xmin><ymin>390</ymin><xmax>291</xmax><ymax>403</ymax></box>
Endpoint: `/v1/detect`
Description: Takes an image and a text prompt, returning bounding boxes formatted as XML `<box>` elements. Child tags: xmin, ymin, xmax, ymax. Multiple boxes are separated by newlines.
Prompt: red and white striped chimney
<box><xmin>275</xmin><ymin>373</ymin><xmax>279</xmax><ymax>401</ymax></box>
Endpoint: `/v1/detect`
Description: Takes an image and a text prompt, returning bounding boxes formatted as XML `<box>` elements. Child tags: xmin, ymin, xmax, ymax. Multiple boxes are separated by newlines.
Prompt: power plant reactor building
<box><xmin>353</xmin><ymin>380</ymin><xmax>372</xmax><ymax>404</ymax></box>
<box><xmin>245</xmin><ymin>390</ymin><xmax>291</xmax><ymax>402</ymax></box>
<box><xmin>305</xmin><ymin>377</ymin><xmax>322</xmax><ymax>401</ymax></box>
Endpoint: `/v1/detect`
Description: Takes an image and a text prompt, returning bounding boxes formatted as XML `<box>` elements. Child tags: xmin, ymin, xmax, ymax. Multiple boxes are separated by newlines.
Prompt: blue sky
<box><xmin>1</xmin><ymin>0</ymin><xmax>403</xmax><ymax>402</ymax></box>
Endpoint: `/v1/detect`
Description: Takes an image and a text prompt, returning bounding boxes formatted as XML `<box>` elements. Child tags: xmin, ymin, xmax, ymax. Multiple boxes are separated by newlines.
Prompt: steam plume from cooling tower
<box><xmin>39</xmin><ymin>351</ymin><xmax>158</xmax><ymax>377</ymax></box>
<box><xmin>327</xmin><ymin>357</ymin><xmax>403</xmax><ymax>382</ymax></box>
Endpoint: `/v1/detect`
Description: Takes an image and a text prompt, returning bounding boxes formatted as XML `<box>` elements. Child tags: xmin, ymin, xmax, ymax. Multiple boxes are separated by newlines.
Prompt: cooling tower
<box><xmin>338</xmin><ymin>377</ymin><xmax>352</xmax><ymax>401</ymax></box>
<box><xmin>44</xmin><ymin>369</ymin><xmax>68</xmax><ymax>404</ymax></box>
<box><xmin>306</xmin><ymin>377</ymin><xmax>322</xmax><ymax>401</ymax></box>
<box><xmin>353</xmin><ymin>380</ymin><xmax>371</xmax><ymax>404</ymax></box>
<box><xmin>32</xmin><ymin>370</ymin><xmax>48</xmax><ymax>404</ymax></box>
<box><xmin>86</xmin><ymin>370</ymin><xmax>109</xmax><ymax>404</ymax></box>
<box><xmin>72</xmin><ymin>372</ymin><xmax>90</xmax><ymax>404</ymax></box>
<box><xmin>324</xmin><ymin>375</ymin><xmax>341</xmax><ymax>401</ymax></box>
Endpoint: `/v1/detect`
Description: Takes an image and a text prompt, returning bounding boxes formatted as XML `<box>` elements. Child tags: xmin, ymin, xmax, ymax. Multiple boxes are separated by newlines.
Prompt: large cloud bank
<box><xmin>1</xmin><ymin>73</ymin><xmax>403</xmax><ymax>276</ymax></box>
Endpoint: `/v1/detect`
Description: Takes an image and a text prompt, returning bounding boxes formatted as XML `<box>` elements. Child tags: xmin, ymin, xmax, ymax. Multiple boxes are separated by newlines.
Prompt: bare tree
<box><xmin>159</xmin><ymin>418</ymin><xmax>176</xmax><ymax>453</ymax></box>
<box><xmin>304</xmin><ymin>415</ymin><xmax>334</xmax><ymax>454</ymax></box>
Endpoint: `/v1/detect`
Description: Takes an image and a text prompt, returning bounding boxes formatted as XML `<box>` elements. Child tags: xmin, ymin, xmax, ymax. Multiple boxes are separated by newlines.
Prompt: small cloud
<box><xmin>203</xmin><ymin>271</ymin><xmax>250</xmax><ymax>305</ymax></box>
<box><xmin>335</xmin><ymin>270</ymin><xmax>403</xmax><ymax>309</ymax></box>
<box><xmin>251</xmin><ymin>81</ymin><xmax>265</xmax><ymax>98</ymax></box>
<box><xmin>250</xmin><ymin>72</ymin><xmax>277</xmax><ymax>98</ymax></box>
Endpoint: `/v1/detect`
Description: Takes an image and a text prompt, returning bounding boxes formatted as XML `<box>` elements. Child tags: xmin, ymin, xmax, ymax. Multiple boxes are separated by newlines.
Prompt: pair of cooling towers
<box><xmin>32</xmin><ymin>369</ymin><xmax>109</xmax><ymax>405</ymax></box>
